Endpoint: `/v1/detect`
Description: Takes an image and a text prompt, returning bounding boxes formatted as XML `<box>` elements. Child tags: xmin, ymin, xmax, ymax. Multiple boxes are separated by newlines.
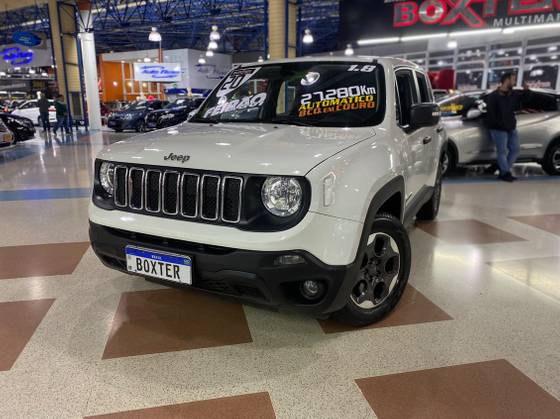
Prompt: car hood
<box><xmin>98</xmin><ymin>122</ymin><xmax>375</xmax><ymax>176</ymax></box>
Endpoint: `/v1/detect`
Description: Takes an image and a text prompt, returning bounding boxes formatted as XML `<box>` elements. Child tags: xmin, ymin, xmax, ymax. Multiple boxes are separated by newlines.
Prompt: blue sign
<box><xmin>1</xmin><ymin>47</ymin><xmax>34</xmax><ymax>66</ymax></box>
<box><xmin>133</xmin><ymin>63</ymin><xmax>182</xmax><ymax>82</ymax></box>
<box><xmin>12</xmin><ymin>31</ymin><xmax>42</xmax><ymax>47</ymax></box>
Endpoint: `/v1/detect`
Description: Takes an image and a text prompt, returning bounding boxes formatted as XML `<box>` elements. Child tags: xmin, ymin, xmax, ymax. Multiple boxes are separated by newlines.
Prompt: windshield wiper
<box><xmin>270</xmin><ymin>117</ymin><xmax>314</xmax><ymax>127</ymax></box>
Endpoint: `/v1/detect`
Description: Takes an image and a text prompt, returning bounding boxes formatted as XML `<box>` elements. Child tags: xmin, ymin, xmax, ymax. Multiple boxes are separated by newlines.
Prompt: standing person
<box><xmin>37</xmin><ymin>92</ymin><xmax>51</xmax><ymax>132</ymax></box>
<box><xmin>484</xmin><ymin>73</ymin><xmax>530</xmax><ymax>182</ymax></box>
<box><xmin>53</xmin><ymin>94</ymin><xmax>70</xmax><ymax>135</ymax></box>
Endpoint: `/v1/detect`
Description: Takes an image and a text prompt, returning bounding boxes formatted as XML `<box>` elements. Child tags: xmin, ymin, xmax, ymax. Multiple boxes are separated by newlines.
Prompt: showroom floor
<box><xmin>1</xmin><ymin>130</ymin><xmax>560</xmax><ymax>418</ymax></box>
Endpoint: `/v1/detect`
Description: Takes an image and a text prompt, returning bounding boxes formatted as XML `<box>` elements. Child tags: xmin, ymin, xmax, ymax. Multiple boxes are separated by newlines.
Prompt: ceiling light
<box><xmin>302</xmin><ymin>29</ymin><xmax>314</xmax><ymax>44</ymax></box>
<box><xmin>344</xmin><ymin>44</ymin><xmax>354</xmax><ymax>56</ymax></box>
<box><xmin>506</xmin><ymin>22</ymin><xmax>560</xmax><ymax>33</ymax></box>
<box><xmin>209</xmin><ymin>25</ymin><xmax>220</xmax><ymax>41</ymax></box>
<box><xmin>148</xmin><ymin>27</ymin><xmax>161</xmax><ymax>42</ymax></box>
<box><xmin>28</xmin><ymin>68</ymin><xmax>36</xmax><ymax>74</ymax></box>
<box><xmin>198</xmin><ymin>55</ymin><xmax>206</xmax><ymax>65</ymax></box>
<box><xmin>112</xmin><ymin>81</ymin><xmax>118</xmax><ymax>87</ymax></box>
<box><xmin>205</xmin><ymin>49</ymin><xmax>214</xmax><ymax>57</ymax></box>
<box><xmin>548</xmin><ymin>46</ymin><xmax>558</xmax><ymax>52</ymax></box>
<box><xmin>208</xmin><ymin>40</ymin><xmax>218</xmax><ymax>50</ymax></box>
<box><xmin>447</xmin><ymin>41</ymin><xmax>458</xmax><ymax>49</ymax></box>
<box><xmin>143</xmin><ymin>56</ymin><xmax>151</xmax><ymax>63</ymax></box>
<box><xmin>450</xmin><ymin>28</ymin><xmax>502</xmax><ymax>37</ymax></box>
<box><xmin>257</xmin><ymin>56</ymin><xmax>264</xmax><ymax>63</ymax></box>
<box><xmin>0</xmin><ymin>71</ymin><xmax>6</xmax><ymax>76</ymax></box>
<box><xmin>401</xmin><ymin>33</ymin><xmax>447</xmax><ymax>42</ymax></box>
<box><xmin>357</xmin><ymin>37</ymin><xmax>399</xmax><ymax>46</ymax></box>
<box><xmin>551</xmin><ymin>55</ymin><xmax>558</xmax><ymax>60</ymax></box>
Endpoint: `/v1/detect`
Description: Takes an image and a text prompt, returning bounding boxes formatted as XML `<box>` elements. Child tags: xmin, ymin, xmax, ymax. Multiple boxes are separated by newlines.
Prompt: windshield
<box><xmin>166</xmin><ymin>99</ymin><xmax>188</xmax><ymax>108</ymax></box>
<box><xmin>192</xmin><ymin>62</ymin><xmax>384</xmax><ymax>127</ymax></box>
<box><xmin>124</xmin><ymin>100</ymin><xmax>148</xmax><ymax>111</ymax></box>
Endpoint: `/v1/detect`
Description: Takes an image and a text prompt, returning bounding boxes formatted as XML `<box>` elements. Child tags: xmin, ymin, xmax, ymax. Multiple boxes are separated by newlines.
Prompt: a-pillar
<box><xmin>267</xmin><ymin>0</ymin><xmax>297</xmax><ymax>59</ymax></box>
<box><xmin>47</xmin><ymin>0</ymin><xmax>85</xmax><ymax>126</ymax></box>
<box><xmin>77</xmin><ymin>1</ymin><xmax>101</xmax><ymax>130</ymax></box>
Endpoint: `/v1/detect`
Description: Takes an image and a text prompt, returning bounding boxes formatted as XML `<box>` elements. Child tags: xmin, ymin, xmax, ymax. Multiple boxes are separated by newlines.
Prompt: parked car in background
<box><xmin>145</xmin><ymin>97</ymin><xmax>205</xmax><ymax>130</ymax></box>
<box><xmin>432</xmin><ymin>89</ymin><xmax>457</xmax><ymax>102</ymax></box>
<box><xmin>11</xmin><ymin>99</ymin><xmax>56</xmax><ymax>126</ymax></box>
<box><xmin>0</xmin><ymin>117</ymin><xmax>16</xmax><ymax>150</ymax></box>
<box><xmin>0</xmin><ymin>113</ymin><xmax>35</xmax><ymax>142</ymax></box>
<box><xmin>107</xmin><ymin>100</ymin><xmax>167</xmax><ymax>132</ymax></box>
<box><xmin>439</xmin><ymin>89</ymin><xmax>560</xmax><ymax>176</ymax></box>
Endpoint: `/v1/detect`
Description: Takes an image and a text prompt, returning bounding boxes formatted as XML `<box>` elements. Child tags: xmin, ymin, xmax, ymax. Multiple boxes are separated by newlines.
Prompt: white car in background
<box><xmin>12</xmin><ymin>99</ymin><xmax>57</xmax><ymax>126</ymax></box>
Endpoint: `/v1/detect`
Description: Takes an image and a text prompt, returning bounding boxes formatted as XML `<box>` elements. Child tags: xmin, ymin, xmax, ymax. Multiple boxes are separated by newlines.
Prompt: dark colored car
<box><xmin>0</xmin><ymin>113</ymin><xmax>35</xmax><ymax>142</ymax></box>
<box><xmin>107</xmin><ymin>100</ymin><xmax>167</xmax><ymax>132</ymax></box>
<box><xmin>145</xmin><ymin>97</ymin><xmax>205</xmax><ymax>130</ymax></box>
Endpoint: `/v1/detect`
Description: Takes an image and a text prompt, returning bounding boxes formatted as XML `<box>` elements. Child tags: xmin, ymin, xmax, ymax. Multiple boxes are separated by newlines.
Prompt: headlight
<box><xmin>123</xmin><ymin>113</ymin><xmax>134</xmax><ymax>120</ymax></box>
<box><xmin>261</xmin><ymin>177</ymin><xmax>302</xmax><ymax>217</ymax></box>
<box><xmin>99</xmin><ymin>162</ymin><xmax>115</xmax><ymax>195</ymax></box>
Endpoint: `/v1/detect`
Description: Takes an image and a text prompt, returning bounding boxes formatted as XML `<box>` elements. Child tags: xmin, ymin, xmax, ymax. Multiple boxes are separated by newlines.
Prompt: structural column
<box><xmin>267</xmin><ymin>0</ymin><xmax>297</xmax><ymax>59</ymax></box>
<box><xmin>78</xmin><ymin>2</ymin><xmax>102</xmax><ymax>130</ymax></box>
<box><xmin>47</xmin><ymin>0</ymin><xmax>85</xmax><ymax>126</ymax></box>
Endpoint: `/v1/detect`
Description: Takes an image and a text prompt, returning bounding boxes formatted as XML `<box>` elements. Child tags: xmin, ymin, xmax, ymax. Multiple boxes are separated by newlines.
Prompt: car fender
<box><xmin>306</xmin><ymin>136</ymin><xmax>406</xmax><ymax>224</ymax></box>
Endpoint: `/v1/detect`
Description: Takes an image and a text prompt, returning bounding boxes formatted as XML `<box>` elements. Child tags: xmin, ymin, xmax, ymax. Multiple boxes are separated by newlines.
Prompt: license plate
<box><xmin>125</xmin><ymin>246</ymin><xmax>192</xmax><ymax>285</ymax></box>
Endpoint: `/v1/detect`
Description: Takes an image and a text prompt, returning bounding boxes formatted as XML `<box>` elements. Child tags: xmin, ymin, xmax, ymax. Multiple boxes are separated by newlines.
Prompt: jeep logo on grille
<box><xmin>164</xmin><ymin>153</ymin><xmax>190</xmax><ymax>163</ymax></box>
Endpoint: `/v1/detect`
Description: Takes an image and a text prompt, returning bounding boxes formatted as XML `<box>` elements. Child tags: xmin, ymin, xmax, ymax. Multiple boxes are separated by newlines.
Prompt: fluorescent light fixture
<box><xmin>450</xmin><ymin>28</ymin><xmax>502</xmax><ymax>37</ymax></box>
<box><xmin>208</xmin><ymin>40</ymin><xmax>218</xmax><ymax>50</ymax></box>
<box><xmin>143</xmin><ymin>56</ymin><xmax>151</xmax><ymax>63</ymax></box>
<box><xmin>548</xmin><ymin>46</ymin><xmax>558</xmax><ymax>52</ymax></box>
<box><xmin>504</xmin><ymin>22</ymin><xmax>560</xmax><ymax>34</ymax></box>
<box><xmin>198</xmin><ymin>55</ymin><xmax>206</xmax><ymax>65</ymax></box>
<box><xmin>551</xmin><ymin>55</ymin><xmax>558</xmax><ymax>60</ymax></box>
<box><xmin>148</xmin><ymin>27</ymin><xmax>161</xmax><ymax>42</ymax></box>
<box><xmin>205</xmin><ymin>49</ymin><xmax>214</xmax><ymax>57</ymax></box>
<box><xmin>401</xmin><ymin>33</ymin><xmax>447</xmax><ymax>42</ymax></box>
<box><xmin>357</xmin><ymin>37</ymin><xmax>399</xmax><ymax>46</ymax></box>
<box><xmin>344</xmin><ymin>44</ymin><xmax>354</xmax><ymax>56</ymax></box>
<box><xmin>447</xmin><ymin>41</ymin><xmax>458</xmax><ymax>49</ymax></box>
<box><xmin>257</xmin><ymin>56</ymin><xmax>264</xmax><ymax>63</ymax></box>
<box><xmin>209</xmin><ymin>25</ymin><xmax>220</xmax><ymax>41</ymax></box>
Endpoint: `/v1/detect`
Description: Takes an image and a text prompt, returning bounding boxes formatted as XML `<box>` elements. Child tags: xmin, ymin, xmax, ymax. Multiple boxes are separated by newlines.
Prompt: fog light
<box><xmin>274</xmin><ymin>254</ymin><xmax>305</xmax><ymax>266</ymax></box>
<box><xmin>300</xmin><ymin>280</ymin><xmax>325</xmax><ymax>300</ymax></box>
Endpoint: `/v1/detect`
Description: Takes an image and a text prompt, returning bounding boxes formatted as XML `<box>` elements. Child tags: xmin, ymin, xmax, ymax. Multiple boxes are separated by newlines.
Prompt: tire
<box><xmin>416</xmin><ymin>160</ymin><xmax>443</xmax><ymax>221</ymax></box>
<box><xmin>542</xmin><ymin>140</ymin><xmax>560</xmax><ymax>176</ymax></box>
<box><xmin>441</xmin><ymin>145</ymin><xmax>456</xmax><ymax>176</ymax></box>
<box><xmin>114</xmin><ymin>128</ymin><xmax>123</xmax><ymax>133</ymax></box>
<box><xmin>136</xmin><ymin>120</ymin><xmax>146</xmax><ymax>133</ymax></box>
<box><xmin>332</xmin><ymin>213</ymin><xmax>411</xmax><ymax>326</ymax></box>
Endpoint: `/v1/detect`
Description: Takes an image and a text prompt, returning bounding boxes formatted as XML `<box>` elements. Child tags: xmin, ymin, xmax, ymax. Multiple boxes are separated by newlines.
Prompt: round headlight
<box><xmin>99</xmin><ymin>162</ymin><xmax>115</xmax><ymax>195</ymax></box>
<box><xmin>261</xmin><ymin>177</ymin><xmax>302</xmax><ymax>217</ymax></box>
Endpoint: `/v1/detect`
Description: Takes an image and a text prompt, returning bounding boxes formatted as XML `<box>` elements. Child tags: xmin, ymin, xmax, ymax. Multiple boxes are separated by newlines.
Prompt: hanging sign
<box><xmin>133</xmin><ymin>63</ymin><xmax>182</xmax><ymax>82</ymax></box>
<box><xmin>12</xmin><ymin>31</ymin><xmax>42</xmax><ymax>47</ymax></box>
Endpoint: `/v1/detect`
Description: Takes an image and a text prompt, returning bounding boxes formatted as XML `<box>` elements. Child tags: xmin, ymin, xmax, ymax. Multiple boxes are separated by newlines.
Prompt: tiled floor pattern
<box><xmin>85</xmin><ymin>393</ymin><xmax>276</xmax><ymax>419</ymax></box>
<box><xmin>510</xmin><ymin>214</ymin><xmax>560</xmax><ymax>236</ymax></box>
<box><xmin>1</xmin><ymin>133</ymin><xmax>560</xmax><ymax>417</ymax></box>
<box><xmin>0</xmin><ymin>298</ymin><xmax>55</xmax><ymax>371</ymax></box>
<box><xmin>102</xmin><ymin>289</ymin><xmax>253</xmax><ymax>359</ymax></box>
<box><xmin>0</xmin><ymin>242</ymin><xmax>90</xmax><ymax>280</ymax></box>
<box><xmin>356</xmin><ymin>359</ymin><xmax>560</xmax><ymax>419</ymax></box>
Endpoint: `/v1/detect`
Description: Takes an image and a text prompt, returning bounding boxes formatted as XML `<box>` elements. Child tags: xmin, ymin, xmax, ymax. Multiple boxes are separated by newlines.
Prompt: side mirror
<box><xmin>465</xmin><ymin>108</ymin><xmax>482</xmax><ymax>120</ymax></box>
<box><xmin>410</xmin><ymin>103</ymin><xmax>440</xmax><ymax>130</ymax></box>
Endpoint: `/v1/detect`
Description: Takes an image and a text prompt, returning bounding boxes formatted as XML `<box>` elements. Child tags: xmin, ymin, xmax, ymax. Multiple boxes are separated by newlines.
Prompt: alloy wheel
<box><xmin>553</xmin><ymin>148</ymin><xmax>560</xmax><ymax>171</ymax></box>
<box><xmin>441</xmin><ymin>151</ymin><xmax>449</xmax><ymax>175</ymax></box>
<box><xmin>350</xmin><ymin>232</ymin><xmax>401</xmax><ymax>310</ymax></box>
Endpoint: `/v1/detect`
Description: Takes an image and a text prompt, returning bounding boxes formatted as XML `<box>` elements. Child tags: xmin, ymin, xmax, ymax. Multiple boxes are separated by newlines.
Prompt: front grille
<box><xmin>113</xmin><ymin>165</ymin><xmax>243</xmax><ymax>225</ymax></box>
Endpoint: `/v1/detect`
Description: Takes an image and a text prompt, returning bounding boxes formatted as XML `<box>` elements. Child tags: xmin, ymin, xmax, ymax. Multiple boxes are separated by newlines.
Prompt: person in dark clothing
<box><xmin>37</xmin><ymin>93</ymin><xmax>51</xmax><ymax>132</ymax></box>
<box><xmin>53</xmin><ymin>94</ymin><xmax>70</xmax><ymax>134</ymax></box>
<box><xmin>484</xmin><ymin>73</ymin><xmax>530</xmax><ymax>182</ymax></box>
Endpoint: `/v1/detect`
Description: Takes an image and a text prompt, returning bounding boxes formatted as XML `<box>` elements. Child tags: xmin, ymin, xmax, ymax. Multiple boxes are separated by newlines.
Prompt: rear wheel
<box><xmin>332</xmin><ymin>213</ymin><xmax>411</xmax><ymax>326</ymax></box>
<box><xmin>542</xmin><ymin>141</ymin><xmax>560</xmax><ymax>176</ymax></box>
<box><xmin>441</xmin><ymin>146</ymin><xmax>456</xmax><ymax>176</ymax></box>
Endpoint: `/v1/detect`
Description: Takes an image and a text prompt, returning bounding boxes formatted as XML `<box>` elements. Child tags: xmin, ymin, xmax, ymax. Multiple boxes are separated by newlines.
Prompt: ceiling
<box><xmin>0</xmin><ymin>0</ymin><xmax>339</xmax><ymax>55</ymax></box>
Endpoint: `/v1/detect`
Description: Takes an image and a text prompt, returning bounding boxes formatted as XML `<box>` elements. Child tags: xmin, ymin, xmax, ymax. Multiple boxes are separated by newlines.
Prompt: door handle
<box><xmin>436</xmin><ymin>126</ymin><xmax>444</xmax><ymax>133</ymax></box>
<box><xmin>423</xmin><ymin>136</ymin><xmax>432</xmax><ymax>145</ymax></box>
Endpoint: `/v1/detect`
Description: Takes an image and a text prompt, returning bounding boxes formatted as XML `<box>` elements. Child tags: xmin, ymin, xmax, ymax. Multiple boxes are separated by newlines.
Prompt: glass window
<box><xmin>395</xmin><ymin>69</ymin><xmax>418</xmax><ymax>127</ymax></box>
<box><xmin>520</xmin><ymin>91</ymin><xmax>559</xmax><ymax>112</ymax></box>
<box><xmin>438</xmin><ymin>94</ymin><xmax>479</xmax><ymax>117</ymax></box>
<box><xmin>416</xmin><ymin>72</ymin><xmax>432</xmax><ymax>103</ymax></box>
<box><xmin>487</xmin><ymin>68</ymin><xmax>519</xmax><ymax>89</ymax></box>
<box><xmin>523</xmin><ymin>65</ymin><xmax>559</xmax><ymax>90</ymax></box>
<box><xmin>457</xmin><ymin>71</ymin><xmax>483</xmax><ymax>91</ymax></box>
<box><xmin>193</xmin><ymin>62</ymin><xmax>384</xmax><ymax>128</ymax></box>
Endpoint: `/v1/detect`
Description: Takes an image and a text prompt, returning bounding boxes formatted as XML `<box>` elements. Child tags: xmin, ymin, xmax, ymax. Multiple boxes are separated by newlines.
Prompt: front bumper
<box><xmin>90</xmin><ymin>221</ymin><xmax>359</xmax><ymax>316</ymax></box>
<box><xmin>107</xmin><ymin>118</ymin><xmax>137</xmax><ymax>130</ymax></box>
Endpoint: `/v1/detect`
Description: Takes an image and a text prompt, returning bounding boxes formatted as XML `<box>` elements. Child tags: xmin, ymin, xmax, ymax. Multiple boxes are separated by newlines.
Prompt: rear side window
<box><xmin>416</xmin><ymin>72</ymin><xmax>432</xmax><ymax>103</ymax></box>
<box><xmin>395</xmin><ymin>69</ymin><xmax>419</xmax><ymax>127</ymax></box>
<box><xmin>439</xmin><ymin>94</ymin><xmax>477</xmax><ymax>117</ymax></box>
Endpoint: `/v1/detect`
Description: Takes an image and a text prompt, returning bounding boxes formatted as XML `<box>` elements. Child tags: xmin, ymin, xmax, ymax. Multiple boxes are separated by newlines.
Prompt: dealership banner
<box><xmin>133</xmin><ymin>62</ymin><xmax>182</xmax><ymax>82</ymax></box>
<box><xmin>339</xmin><ymin>0</ymin><xmax>560</xmax><ymax>44</ymax></box>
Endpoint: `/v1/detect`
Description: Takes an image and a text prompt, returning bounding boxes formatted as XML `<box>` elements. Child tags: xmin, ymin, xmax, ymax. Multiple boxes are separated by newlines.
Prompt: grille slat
<box><xmin>113</xmin><ymin>165</ymin><xmax>242</xmax><ymax>224</ymax></box>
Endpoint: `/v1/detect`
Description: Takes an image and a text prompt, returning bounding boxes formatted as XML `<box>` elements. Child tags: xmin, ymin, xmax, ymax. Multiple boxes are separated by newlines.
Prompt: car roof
<box><xmin>236</xmin><ymin>55</ymin><xmax>420</xmax><ymax>70</ymax></box>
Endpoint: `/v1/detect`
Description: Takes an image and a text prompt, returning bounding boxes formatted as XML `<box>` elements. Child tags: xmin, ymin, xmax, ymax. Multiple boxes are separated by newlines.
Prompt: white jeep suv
<box><xmin>89</xmin><ymin>57</ymin><xmax>446</xmax><ymax>325</ymax></box>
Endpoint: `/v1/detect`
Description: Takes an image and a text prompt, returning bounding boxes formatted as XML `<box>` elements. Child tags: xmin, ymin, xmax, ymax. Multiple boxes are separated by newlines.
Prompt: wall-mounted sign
<box><xmin>133</xmin><ymin>63</ymin><xmax>181</xmax><ymax>82</ymax></box>
<box><xmin>1</xmin><ymin>47</ymin><xmax>34</xmax><ymax>66</ymax></box>
<box><xmin>339</xmin><ymin>0</ymin><xmax>560</xmax><ymax>45</ymax></box>
<box><xmin>12</xmin><ymin>31</ymin><xmax>42</xmax><ymax>47</ymax></box>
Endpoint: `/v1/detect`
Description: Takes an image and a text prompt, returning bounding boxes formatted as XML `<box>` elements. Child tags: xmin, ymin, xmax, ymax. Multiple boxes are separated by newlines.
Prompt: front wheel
<box><xmin>136</xmin><ymin>120</ymin><xmax>146</xmax><ymax>133</ymax></box>
<box><xmin>542</xmin><ymin>141</ymin><xmax>560</xmax><ymax>176</ymax></box>
<box><xmin>332</xmin><ymin>213</ymin><xmax>411</xmax><ymax>326</ymax></box>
